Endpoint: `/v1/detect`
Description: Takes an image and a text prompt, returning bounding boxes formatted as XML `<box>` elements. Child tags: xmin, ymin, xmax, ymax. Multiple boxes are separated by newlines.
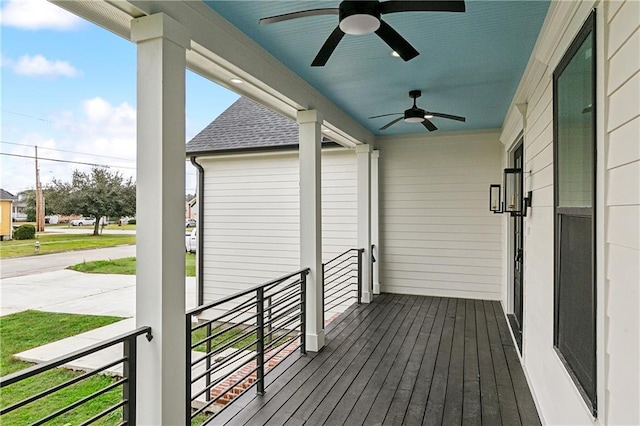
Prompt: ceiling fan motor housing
<box><xmin>404</xmin><ymin>107</ymin><xmax>426</xmax><ymax>123</ymax></box>
<box><xmin>339</xmin><ymin>1</ymin><xmax>381</xmax><ymax>35</ymax></box>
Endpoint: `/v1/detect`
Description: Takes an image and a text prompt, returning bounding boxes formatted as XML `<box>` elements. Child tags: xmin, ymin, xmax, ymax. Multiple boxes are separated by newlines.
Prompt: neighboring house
<box><xmin>186</xmin><ymin>97</ymin><xmax>358</xmax><ymax>306</ymax></box>
<box><xmin>186</xmin><ymin>197</ymin><xmax>197</xmax><ymax>220</ymax></box>
<box><xmin>12</xmin><ymin>193</ymin><xmax>27</xmax><ymax>222</ymax></box>
<box><xmin>0</xmin><ymin>189</ymin><xmax>17</xmax><ymax>240</ymax></box>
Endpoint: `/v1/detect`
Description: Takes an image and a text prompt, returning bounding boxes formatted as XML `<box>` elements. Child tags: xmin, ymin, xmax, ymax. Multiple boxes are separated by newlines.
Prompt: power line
<box><xmin>1</xmin><ymin>152</ymin><xmax>136</xmax><ymax>170</ymax></box>
<box><xmin>1</xmin><ymin>140</ymin><xmax>134</xmax><ymax>162</ymax></box>
<box><xmin>1</xmin><ymin>109</ymin><xmax>86</xmax><ymax>132</ymax></box>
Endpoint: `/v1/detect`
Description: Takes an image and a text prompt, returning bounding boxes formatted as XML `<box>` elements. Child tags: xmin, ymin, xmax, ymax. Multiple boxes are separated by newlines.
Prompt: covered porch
<box><xmin>2</xmin><ymin>0</ymin><xmax>637</xmax><ymax>425</ymax></box>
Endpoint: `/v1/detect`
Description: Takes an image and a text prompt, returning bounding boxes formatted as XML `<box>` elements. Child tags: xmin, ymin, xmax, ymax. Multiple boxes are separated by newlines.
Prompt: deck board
<box><xmin>462</xmin><ymin>299</ymin><xmax>482</xmax><ymax>426</ymax></box>
<box><xmin>217</xmin><ymin>294</ymin><xmax>540</xmax><ymax>426</ymax></box>
<box><xmin>403</xmin><ymin>297</ymin><xmax>448</xmax><ymax>425</ymax></box>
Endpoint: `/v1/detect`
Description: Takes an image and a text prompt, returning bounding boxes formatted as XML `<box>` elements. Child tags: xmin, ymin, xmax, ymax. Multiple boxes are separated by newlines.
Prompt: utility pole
<box><xmin>34</xmin><ymin>146</ymin><xmax>45</xmax><ymax>232</ymax></box>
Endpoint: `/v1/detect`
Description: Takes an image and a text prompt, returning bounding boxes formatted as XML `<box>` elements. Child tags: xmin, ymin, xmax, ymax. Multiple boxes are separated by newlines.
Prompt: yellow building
<box><xmin>0</xmin><ymin>189</ymin><xmax>17</xmax><ymax>241</ymax></box>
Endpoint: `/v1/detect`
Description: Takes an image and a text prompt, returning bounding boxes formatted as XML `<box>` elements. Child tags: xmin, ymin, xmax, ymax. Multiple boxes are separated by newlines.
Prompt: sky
<box><xmin>0</xmin><ymin>0</ymin><xmax>239</xmax><ymax>196</ymax></box>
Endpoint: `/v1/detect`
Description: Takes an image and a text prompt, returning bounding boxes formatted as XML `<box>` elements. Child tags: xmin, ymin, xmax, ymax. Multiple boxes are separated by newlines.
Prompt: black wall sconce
<box><xmin>489</xmin><ymin>168</ymin><xmax>532</xmax><ymax>216</ymax></box>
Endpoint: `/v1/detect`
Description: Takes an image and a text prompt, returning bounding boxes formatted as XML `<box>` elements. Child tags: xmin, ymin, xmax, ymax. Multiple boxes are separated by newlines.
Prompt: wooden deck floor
<box><xmin>212</xmin><ymin>294</ymin><xmax>540</xmax><ymax>426</ymax></box>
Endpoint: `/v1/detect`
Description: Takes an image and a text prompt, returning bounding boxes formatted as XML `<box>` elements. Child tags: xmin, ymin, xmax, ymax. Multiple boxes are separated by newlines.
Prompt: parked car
<box><xmin>70</xmin><ymin>217</ymin><xmax>96</xmax><ymax>226</ymax></box>
<box><xmin>185</xmin><ymin>229</ymin><xmax>197</xmax><ymax>253</ymax></box>
<box><xmin>185</xmin><ymin>218</ymin><xmax>196</xmax><ymax>228</ymax></box>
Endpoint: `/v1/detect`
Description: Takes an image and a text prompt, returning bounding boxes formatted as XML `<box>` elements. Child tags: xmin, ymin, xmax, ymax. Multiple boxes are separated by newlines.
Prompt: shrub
<box><xmin>127</xmin><ymin>219</ymin><xmax>136</xmax><ymax>225</ymax></box>
<box><xmin>14</xmin><ymin>224</ymin><xmax>36</xmax><ymax>240</ymax></box>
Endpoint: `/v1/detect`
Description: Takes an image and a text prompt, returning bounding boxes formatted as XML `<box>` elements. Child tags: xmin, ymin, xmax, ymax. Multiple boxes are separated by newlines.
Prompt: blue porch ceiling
<box><xmin>204</xmin><ymin>1</ymin><xmax>549</xmax><ymax>136</ymax></box>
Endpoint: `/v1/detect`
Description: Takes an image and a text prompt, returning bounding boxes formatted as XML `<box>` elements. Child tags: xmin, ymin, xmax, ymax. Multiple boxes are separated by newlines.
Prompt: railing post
<box><xmin>266</xmin><ymin>296</ymin><xmax>273</xmax><ymax>346</ymax></box>
<box><xmin>206</xmin><ymin>322</ymin><xmax>211</xmax><ymax>402</ymax></box>
<box><xmin>371</xmin><ymin>244</ymin><xmax>375</xmax><ymax>295</ymax></box>
<box><xmin>357</xmin><ymin>249</ymin><xmax>363</xmax><ymax>305</ymax></box>
<box><xmin>300</xmin><ymin>271</ymin><xmax>307</xmax><ymax>355</ymax></box>
<box><xmin>185</xmin><ymin>314</ymin><xmax>192</xmax><ymax>425</ymax></box>
<box><xmin>256</xmin><ymin>288</ymin><xmax>265</xmax><ymax>395</ymax></box>
<box><xmin>122</xmin><ymin>335</ymin><xmax>137</xmax><ymax>425</ymax></box>
<box><xmin>321</xmin><ymin>263</ymin><xmax>325</xmax><ymax>326</ymax></box>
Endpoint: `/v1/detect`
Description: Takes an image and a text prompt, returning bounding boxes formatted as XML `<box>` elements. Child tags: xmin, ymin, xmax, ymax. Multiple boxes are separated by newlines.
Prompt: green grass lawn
<box><xmin>68</xmin><ymin>253</ymin><xmax>196</xmax><ymax>276</ymax></box>
<box><xmin>0</xmin><ymin>233</ymin><xmax>136</xmax><ymax>259</ymax></box>
<box><xmin>0</xmin><ymin>310</ymin><xmax>124</xmax><ymax>425</ymax></box>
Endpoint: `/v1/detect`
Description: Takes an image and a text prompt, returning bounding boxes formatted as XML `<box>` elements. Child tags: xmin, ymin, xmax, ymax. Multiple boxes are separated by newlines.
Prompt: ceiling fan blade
<box><xmin>368</xmin><ymin>112</ymin><xmax>403</xmax><ymax>119</ymax></box>
<box><xmin>422</xmin><ymin>118</ymin><xmax>438</xmax><ymax>131</ymax></box>
<box><xmin>380</xmin><ymin>116</ymin><xmax>404</xmax><ymax>130</ymax></box>
<box><xmin>259</xmin><ymin>8</ymin><xmax>339</xmax><ymax>26</ymax></box>
<box><xmin>311</xmin><ymin>26</ymin><xmax>345</xmax><ymax>66</ymax></box>
<box><xmin>380</xmin><ymin>1</ymin><xmax>466</xmax><ymax>14</ymax></box>
<box><xmin>426</xmin><ymin>111</ymin><xmax>466</xmax><ymax>122</ymax></box>
<box><xmin>375</xmin><ymin>20</ymin><xmax>419</xmax><ymax>61</ymax></box>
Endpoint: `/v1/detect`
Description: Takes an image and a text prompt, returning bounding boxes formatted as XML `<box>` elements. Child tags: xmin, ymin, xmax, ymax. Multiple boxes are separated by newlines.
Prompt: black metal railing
<box><xmin>322</xmin><ymin>248</ymin><xmax>364</xmax><ymax>324</ymax></box>
<box><xmin>186</xmin><ymin>268</ymin><xmax>309</xmax><ymax>425</ymax></box>
<box><xmin>0</xmin><ymin>326</ymin><xmax>152</xmax><ymax>425</ymax></box>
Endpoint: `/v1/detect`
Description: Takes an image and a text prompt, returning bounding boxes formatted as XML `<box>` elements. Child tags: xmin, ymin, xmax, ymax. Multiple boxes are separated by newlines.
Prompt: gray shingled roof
<box><xmin>0</xmin><ymin>189</ymin><xmax>17</xmax><ymax>201</ymax></box>
<box><xmin>186</xmin><ymin>97</ymin><xmax>299</xmax><ymax>154</ymax></box>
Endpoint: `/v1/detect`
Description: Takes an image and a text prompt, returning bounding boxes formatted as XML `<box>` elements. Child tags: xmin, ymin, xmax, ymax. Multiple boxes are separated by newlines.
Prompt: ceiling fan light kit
<box><xmin>339</xmin><ymin>1</ymin><xmax>380</xmax><ymax>35</ymax></box>
<box><xmin>404</xmin><ymin>108</ymin><xmax>426</xmax><ymax>123</ymax></box>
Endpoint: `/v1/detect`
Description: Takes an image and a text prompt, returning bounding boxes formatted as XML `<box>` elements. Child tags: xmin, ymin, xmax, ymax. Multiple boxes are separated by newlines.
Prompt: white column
<box><xmin>356</xmin><ymin>144</ymin><xmax>373</xmax><ymax>303</ymax></box>
<box><xmin>372</xmin><ymin>150</ymin><xmax>380</xmax><ymax>295</ymax></box>
<box><xmin>297</xmin><ymin>110</ymin><xmax>325</xmax><ymax>352</ymax></box>
<box><xmin>131</xmin><ymin>13</ymin><xmax>189</xmax><ymax>425</ymax></box>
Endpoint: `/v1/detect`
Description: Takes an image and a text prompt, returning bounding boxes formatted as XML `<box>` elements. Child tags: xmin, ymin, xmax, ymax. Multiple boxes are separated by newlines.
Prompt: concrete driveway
<box><xmin>1</xmin><ymin>269</ymin><xmax>197</xmax><ymax>317</ymax></box>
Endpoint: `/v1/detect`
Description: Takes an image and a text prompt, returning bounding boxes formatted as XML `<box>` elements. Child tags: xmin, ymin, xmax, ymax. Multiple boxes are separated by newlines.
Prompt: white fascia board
<box><xmin>53</xmin><ymin>0</ymin><xmax>373</xmax><ymax>148</ymax></box>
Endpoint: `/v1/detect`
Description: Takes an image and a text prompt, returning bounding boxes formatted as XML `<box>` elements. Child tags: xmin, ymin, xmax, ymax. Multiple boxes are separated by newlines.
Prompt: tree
<box><xmin>19</xmin><ymin>189</ymin><xmax>54</xmax><ymax>222</ymax></box>
<box><xmin>48</xmin><ymin>168</ymin><xmax>136</xmax><ymax>236</ymax></box>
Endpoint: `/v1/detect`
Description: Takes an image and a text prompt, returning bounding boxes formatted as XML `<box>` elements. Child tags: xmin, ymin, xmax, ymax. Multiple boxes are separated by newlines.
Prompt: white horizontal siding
<box><xmin>378</xmin><ymin>131</ymin><xmax>503</xmax><ymax>300</ymax></box>
<box><xmin>199</xmin><ymin>149</ymin><xmax>357</xmax><ymax>305</ymax></box>
<box><xmin>604</xmin><ymin>2</ymin><xmax>640</xmax><ymax>424</ymax></box>
<box><xmin>502</xmin><ymin>2</ymin><xmax>639</xmax><ymax>424</ymax></box>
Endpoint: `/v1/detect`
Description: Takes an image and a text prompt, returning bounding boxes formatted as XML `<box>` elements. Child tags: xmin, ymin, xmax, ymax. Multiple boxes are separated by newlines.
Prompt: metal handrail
<box><xmin>186</xmin><ymin>268</ymin><xmax>309</xmax><ymax>424</ymax></box>
<box><xmin>0</xmin><ymin>326</ymin><xmax>152</xmax><ymax>424</ymax></box>
<box><xmin>322</xmin><ymin>248</ymin><xmax>364</xmax><ymax>324</ymax></box>
<box><xmin>187</xmin><ymin>268</ymin><xmax>310</xmax><ymax>316</ymax></box>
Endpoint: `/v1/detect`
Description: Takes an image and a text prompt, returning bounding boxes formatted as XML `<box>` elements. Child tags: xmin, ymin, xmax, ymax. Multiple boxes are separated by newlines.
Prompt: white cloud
<box><xmin>1</xmin><ymin>98</ymin><xmax>137</xmax><ymax>194</ymax></box>
<box><xmin>8</xmin><ymin>54</ymin><xmax>80</xmax><ymax>78</ymax></box>
<box><xmin>0</xmin><ymin>0</ymin><xmax>83</xmax><ymax>30</ymax></box>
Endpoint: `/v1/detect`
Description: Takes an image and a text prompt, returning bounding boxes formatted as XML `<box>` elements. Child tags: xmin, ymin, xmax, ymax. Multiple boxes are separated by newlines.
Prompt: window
<box><xmin>553</xmin><ymin>11</ymin><xmax>596</xmax><ymax>415</ymax></box>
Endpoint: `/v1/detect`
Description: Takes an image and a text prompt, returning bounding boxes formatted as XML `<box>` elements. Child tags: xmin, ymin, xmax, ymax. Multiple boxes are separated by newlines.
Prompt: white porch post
<box><xmin>372</xmin><ymin>150</ymin><xmax>380</xmax><ymax>294</ymax></box>
<box><xmin>297</xmin><ymin>110</ymin><xmax>325</xmax><ymax>352</ymax></box>
<box><xmin>131</xmin><ymin>13</ymin><xmax>189</xmax><ymax>425</ymax></box>
<box><xmin>356</xmin><ymin>144</ymin><xmax>373</xmax><ymax>302</ymax></box>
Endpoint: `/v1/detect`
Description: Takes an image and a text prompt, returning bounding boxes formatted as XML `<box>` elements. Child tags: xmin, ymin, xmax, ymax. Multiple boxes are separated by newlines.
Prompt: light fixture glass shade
<box><xmin>339</xmin><ymin>14</ymin><xmax>380</xmax><ymax>35</ymax></box>
<box><xmin>404</xmin><ymin>116</ymin><xmax>424</xmax><ymax>123</ymax></box>
<box><xmin>503</xmin><ymin>168</ymin><xmax>523</xmax><ymax>215</ymax></box>
<box><xmin>489</xmin><ymin>184</ymin><xmax>502</xmax><ymax>213</ymax></box>
<box><xmin>424</xmin><ymin>114</ymin><xmax>434</xmax><ymax>119</ymax></box>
